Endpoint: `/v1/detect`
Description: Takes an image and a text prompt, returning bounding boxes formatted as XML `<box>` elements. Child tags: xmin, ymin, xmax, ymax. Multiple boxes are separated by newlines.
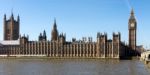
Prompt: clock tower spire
<box><xmin>128</xmin><ymin>9</ymin><xmax>137</xmax><ymax>50</ymax></box>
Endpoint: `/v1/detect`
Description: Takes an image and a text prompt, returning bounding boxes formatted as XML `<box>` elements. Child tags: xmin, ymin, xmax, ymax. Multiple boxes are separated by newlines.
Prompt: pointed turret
<box><xmin>38</xmin><ymin>33</ymin><xmax>42</xmax><ymax>41</ymax></box>
<box><xmin>129</xmin><ymin>8</ymin><xmax>136</xmax><ymax>21</ymax></box>
<box><xmin>51</xmin><ymin>18</ymin><xmax>58</xmax><ymax>41</ymax></box>
<box><xmin>40</xmin><ymin>33</ymin><xmax>42</xmax><ymax>36</ymax></box>
<box><xmin>43</xmin><ymin>30</ymin><xmax>46</xmax><ymax>36</ymax></box>
<box><xmin>53</xmin><ymin>18</ymin><xmax>57</xmax><ymax>29</ymax></box>
<box><xmin>10</xmin><ymin>13</ymin><xmax>14</xmax><ymax>21</ymax></box>
<box><xmin>129</xmin><ymin>8</ymin><xmax>137</xmax><ymax>28</ymax></box>
<box><xmin>17</xmin><ymin>15</ymin><xmax>20</xmax><ymax>22</ymax></box>
<box><xmin>43</xmin><ymin>30</ymin><xmax>47</xmax><ymax>41</ymax></box>
<box><xmin>27</xmin><ymin>35</ymin><xmax>29</xmax><ymax>40</ymax></box>
<box><xmin>4</xmin><ymin>14</ymin><xmax>6</xmax><ymax>21</ymax></box>
<box><xmin>131</xmin><ymin>8</ymin><xmax>134</xmax><ymax>15</ymax></box>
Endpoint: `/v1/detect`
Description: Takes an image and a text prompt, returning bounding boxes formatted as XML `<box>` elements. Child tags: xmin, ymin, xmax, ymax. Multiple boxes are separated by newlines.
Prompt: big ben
<box><xmin>128</xmin><ymin>9</ymin><xmax>137</xmax><ymax>50</ymax></box>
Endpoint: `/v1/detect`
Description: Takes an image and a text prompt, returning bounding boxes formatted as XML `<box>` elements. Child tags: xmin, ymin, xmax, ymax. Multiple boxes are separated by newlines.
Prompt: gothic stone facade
<box><xmin>3</xmin><ymin>14</ymin><xmax>20</xmax><ymax>40</ymax></box>
<box><xmin>0</xmin><ymin>10</ymin><xmax>138</xmax><ymax>58</ymax></box>
<box><xmin>0</xmin><ymin>32</ymin><xmax>123</xmax><ymax>58</ymax></box>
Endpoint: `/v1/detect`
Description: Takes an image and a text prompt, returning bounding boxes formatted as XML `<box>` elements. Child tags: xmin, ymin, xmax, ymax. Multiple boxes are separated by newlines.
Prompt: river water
<box><xmin>0</xmin><ymin>59</ymin><xmax>149</xmax><ymax>75</ymax></box>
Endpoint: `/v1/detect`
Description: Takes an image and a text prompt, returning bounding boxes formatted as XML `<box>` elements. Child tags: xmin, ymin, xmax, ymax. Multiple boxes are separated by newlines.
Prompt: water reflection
<box><xmin>0</xmin><ymin>59</ymin><xmax>149</xmax><ymax>75</ymax></box>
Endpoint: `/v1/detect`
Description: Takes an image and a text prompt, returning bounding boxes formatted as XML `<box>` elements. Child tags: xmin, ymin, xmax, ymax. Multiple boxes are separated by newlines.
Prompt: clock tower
<box><xmin>128</xmin><ymin>9</ymin><xmax>137</xmax><ymax>50</ymax></box>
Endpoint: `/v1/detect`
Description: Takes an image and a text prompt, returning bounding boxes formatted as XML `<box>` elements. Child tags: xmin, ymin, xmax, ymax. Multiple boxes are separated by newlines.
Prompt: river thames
<box><xmin>0</xmin><ymin>59</ymin><xmax>149</xmax><ymax>75</ymax></box>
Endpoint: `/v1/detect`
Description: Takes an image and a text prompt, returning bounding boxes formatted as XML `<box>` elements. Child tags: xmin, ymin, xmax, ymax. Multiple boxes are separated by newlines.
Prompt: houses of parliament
<box><xmin>0</xmin><ymin>10</ymin><xmax>142</xmax><ymax>58</ymax></box>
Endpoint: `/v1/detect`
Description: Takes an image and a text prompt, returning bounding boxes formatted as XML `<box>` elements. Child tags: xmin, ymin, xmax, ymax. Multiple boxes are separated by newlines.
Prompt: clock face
<box><xmin>131</xmin><ymin>23</ymin><xmax>134</xmax><ymax>27</ymax></box>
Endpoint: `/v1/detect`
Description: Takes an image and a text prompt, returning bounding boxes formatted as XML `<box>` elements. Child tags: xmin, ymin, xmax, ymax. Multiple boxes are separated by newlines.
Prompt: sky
<box><xmin>0</xmin><ymin>0</ymin><xmax>150</xmax><ymax>49</ymax></box>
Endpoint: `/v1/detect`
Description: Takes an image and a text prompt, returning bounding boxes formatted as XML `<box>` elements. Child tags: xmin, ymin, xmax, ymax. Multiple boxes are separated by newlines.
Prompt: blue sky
<box><xmin>0</xmin><ymin>0</ymin><xmax>150</xmax><ymax>48</ymax></box>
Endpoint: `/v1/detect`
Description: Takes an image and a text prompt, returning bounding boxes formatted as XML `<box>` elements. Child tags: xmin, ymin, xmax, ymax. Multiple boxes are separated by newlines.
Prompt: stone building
<box><xmin>0</xmin><ymin>20</ymin><xmax>123</xmax><ymax>58</ymax></box>
<box><xmin>3</xmin><ymin>13</ymin><xmax>20</xmax><ymax>40</ymax></box>
<box><xmin>0</xmin><ymin>9</ymin><xmax>140</xmax><ymax>58</ymax></box>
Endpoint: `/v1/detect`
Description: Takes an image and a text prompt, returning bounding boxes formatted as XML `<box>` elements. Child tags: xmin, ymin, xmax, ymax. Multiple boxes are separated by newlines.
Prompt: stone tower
<box><xmin>39</xmin><ymin>30</ymin><xmax>47</xmax><ymax>41</ymax></box>
<box><xmin>128</xmin><ymin>9</ymin><xmax>137</xmax><ymax>50</ymax></box>
<box><xmin>3</xmin><ymin>13</ymin><xmax>20</xmax><ymax>40</ymax></box>
<box><xmin>51</xmin><ymin>19</ymin><xmax>58</xmax><ymax>41</ymax></box>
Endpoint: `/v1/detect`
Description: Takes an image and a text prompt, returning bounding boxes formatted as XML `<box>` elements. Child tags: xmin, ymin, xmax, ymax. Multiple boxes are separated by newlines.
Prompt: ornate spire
<box><xmin>17</xmin><ymin>14</ymin><xmax>20</xmax><ymax>22</ymax></box>
<box><xmin>38</xmin><ymin>33</ymin><xmax>42</xmax><ymax>41</ymax></box>
<box><xmin>131</xmin><ymin>8</ymin><xmax>134</xmax><ymax>15</ymax></box>
<box><xmin>4</xmin><ymin>14</ymin><xmax>6</xmax><ymax>20</ymax></box>
<box><xmin>11</xmin><ymin>12</ymin><xmax>14</xmax><ymax>21</ymax></box>
<box><xmin>53</xmin><ymin>18</ymin><xmax>57</xmax><ymax>29</ymax></box>
<box><xmin>43</xmin><ymin>30</ymin><xmax>46</xmax><ymax>36</ymax></box>
<box><xmin>51</xmin><ymin>18</ymin><xmax>58</xmax><ymax>41</ymax></box>
<box><xmin>130</xmin><ymin>8</ymin><xmax>135</xmax><ymax>20</ymax></box>
<box><xmin>40</xmin><ymin>33</ymin><xmax>42</xmax><ymax>36</ymax></box>
<box><xmin>43</xmin><ymin>30</ymin><xmax>46</xmax><ymax>37</ymax></box>
<box><xmin>27</xmin><ymin>35</ymin><xmax>29</xmax><ymax>40</ymax></box>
